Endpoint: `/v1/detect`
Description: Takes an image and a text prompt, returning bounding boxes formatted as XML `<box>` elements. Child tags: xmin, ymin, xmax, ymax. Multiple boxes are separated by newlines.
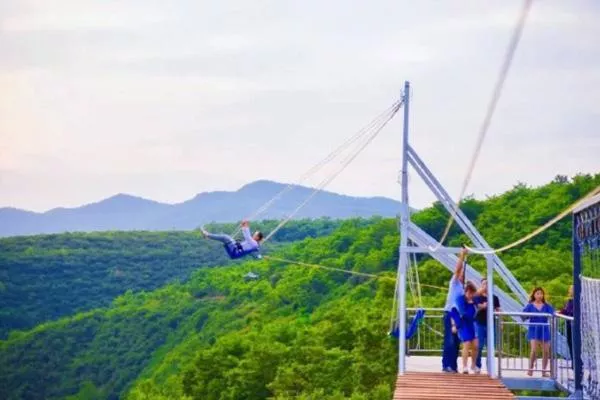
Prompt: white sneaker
<box><xmin>471</xmin><ymin>367</ymin><xmax>481</xmax><ymax>374</ymax></box>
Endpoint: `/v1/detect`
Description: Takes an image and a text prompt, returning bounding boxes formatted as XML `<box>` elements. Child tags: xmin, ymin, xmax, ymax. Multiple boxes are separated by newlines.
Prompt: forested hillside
<box><xmin>0</xmin><ymin>173</ymin><xmax>598</xmax><ymax>400</ymax></box>
<box><xmin>0</xmin><ymin>218</ymin><xmax>346</xmax><ymax>338</ymax></box>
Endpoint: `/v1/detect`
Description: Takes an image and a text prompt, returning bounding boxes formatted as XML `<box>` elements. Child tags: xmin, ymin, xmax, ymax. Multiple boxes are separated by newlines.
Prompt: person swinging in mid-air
<box><xmin>201</xmin><ymin>220</ymin><xmax>264</xmax><ymax>259</ymax></box>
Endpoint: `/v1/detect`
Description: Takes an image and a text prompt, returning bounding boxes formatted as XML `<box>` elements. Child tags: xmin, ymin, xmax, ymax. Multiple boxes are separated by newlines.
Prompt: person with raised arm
<box><xmin>441</xmin><ymin>247</ymin><xmax>468</xmax><ymax>373</ymax></box>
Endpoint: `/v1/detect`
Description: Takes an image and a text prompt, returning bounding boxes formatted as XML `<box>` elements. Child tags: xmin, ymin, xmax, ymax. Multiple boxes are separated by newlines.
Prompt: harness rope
<box><xmin>264</xmin><ymin>255</ymin><xmax>449</xmax><ymax>292</ymax></box>
<box><xmin>264</xmin><ymin>255</ymin><xmax>392</xmax><ymax>280</ymax></box>
<box><xmin>466</xmin><ymin>184</ymin><xmax>600</xmax><ymax>254</ymax></box>
<box><xmin>261</xmin><ymin>101</ymin><xmax>402</xmax><ymax>244</ymax></box>
<box><xmin>433</xmin><ymin>0</ymin><xmax>534</xmax><ymax>249</ymax></box>
<box><xmin>230</xmin><ymin>102</ymin><xmax>403</xmax><ymax>238</ymax></box>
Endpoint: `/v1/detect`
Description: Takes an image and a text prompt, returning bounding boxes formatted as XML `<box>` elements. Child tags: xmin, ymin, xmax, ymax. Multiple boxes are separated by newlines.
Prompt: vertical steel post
<box><xmin>397</xmin><ymin>81</ymin><xmax>411</xmax><ymax>374</ymax></box>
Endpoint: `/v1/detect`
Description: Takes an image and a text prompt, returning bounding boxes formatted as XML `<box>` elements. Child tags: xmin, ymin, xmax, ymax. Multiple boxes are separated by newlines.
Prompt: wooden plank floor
<box><xmin>394</xmin><ymin>372</ymin><xmax>515</xmax><ymax>399</ymax></box>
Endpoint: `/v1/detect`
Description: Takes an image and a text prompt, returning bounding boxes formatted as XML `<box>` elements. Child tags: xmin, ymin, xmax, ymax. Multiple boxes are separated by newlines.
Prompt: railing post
<box><xmin>497</xmin><ymin>316</ymin><xmax>503</xmax><ymax>378</ymax></box>
<box><xmin>397</xmin><ymin>81</ymin><xmax>410</xmax><ymax>375</ymax></box>
<box><xmin>551</xmin><ymin>314</ymin><xmax>557</xmax><ymax>379</ymax></box>
<box><xmin>485</xmin><ymin>254</ymin><xmax>496</xmax><ymax>378</ymax></box>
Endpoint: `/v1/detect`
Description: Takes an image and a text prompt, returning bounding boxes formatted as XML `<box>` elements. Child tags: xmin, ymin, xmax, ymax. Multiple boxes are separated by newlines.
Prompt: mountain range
<box><xmin>0</xmin><ymin>180</ymin><xmax>401</xmax><ymax>237</ymax></box>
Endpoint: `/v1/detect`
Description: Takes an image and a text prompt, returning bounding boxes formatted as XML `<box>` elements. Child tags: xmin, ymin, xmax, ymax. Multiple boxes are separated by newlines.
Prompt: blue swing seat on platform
<box><xmin>390</xmin><ymin>308</ymin><xmax>426</xmax><ymax>339</ymax></box>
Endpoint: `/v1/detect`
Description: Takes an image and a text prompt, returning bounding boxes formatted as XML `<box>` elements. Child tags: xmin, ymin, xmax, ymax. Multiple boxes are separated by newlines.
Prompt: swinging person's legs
<box><xmin>201</xmin><ymin>228</ymin><xmax>235</xmax><ymax>245</ymax></box>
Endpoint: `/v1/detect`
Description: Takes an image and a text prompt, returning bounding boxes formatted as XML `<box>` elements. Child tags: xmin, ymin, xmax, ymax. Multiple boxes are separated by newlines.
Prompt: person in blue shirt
<box><xmin>442</xmin><ymin>247</ymin><xmax>468</xmax><ymax>373</ymax></box>
<box><xmin>201</xmin><ymin>221</ymin><xmax>263</xmax><ymax>259</ymax></box>
<box><xmin>456</xmin><ymin>281</ymin><xmax>479</xmax><ymax>374</ymax></box>
<box><xmin>522</xmin><ymin>287</ymin><xmax>554</xmax><ymax>377</ymax></box>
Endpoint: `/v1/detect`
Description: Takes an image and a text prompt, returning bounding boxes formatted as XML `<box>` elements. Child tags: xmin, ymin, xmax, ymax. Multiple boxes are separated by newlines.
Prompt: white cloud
<box><xmin>0</xmin><ymin>0</ymin><xmax>598</xmax><ymax>212</ymax></box>
<box><xmin>1</xmin><ymin>0</ymin><xmax>167</xmax><ymax>32</ymax></box>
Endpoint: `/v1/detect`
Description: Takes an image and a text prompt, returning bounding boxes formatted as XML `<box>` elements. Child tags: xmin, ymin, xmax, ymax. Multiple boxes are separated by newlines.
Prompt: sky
<box><xmin>1</xmin><ymin>0</ymin><xmax>598</xmax><ymax>212</ymax></box>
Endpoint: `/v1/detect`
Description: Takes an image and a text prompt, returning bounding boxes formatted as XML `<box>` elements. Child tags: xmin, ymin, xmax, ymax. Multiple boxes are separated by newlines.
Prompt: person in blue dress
<box><xmin>522</xmin><ymin>287</ymin><xmax>554</xmax><ymax>377</ymax></box>
<box><xmin>455</xmin><ymin>281</ymin><xmax>479</xmax><ymax>374</ymax></box>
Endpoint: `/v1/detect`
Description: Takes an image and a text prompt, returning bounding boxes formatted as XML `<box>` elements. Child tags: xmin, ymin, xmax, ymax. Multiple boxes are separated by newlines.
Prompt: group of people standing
<box><xmin>441</xmin><ymin>248</ymin><xmax>573</xmax><ymax>376</ymax></box>
<box><xmin>442</xmin><ymin>248</ymin><xmax>500</xmax><ymax>374</ymax></box>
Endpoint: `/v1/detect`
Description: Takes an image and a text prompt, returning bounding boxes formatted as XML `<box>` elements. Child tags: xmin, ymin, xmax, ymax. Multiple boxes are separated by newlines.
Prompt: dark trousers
<box><xmin>476</xmin><ymin>323</ymin><xmax>498</xmax><ymax>369</ymax></box>
<box><xmin>442</xmin><ymin>311</ymin><xmax>459</xmax><ymax>371</ymax></box>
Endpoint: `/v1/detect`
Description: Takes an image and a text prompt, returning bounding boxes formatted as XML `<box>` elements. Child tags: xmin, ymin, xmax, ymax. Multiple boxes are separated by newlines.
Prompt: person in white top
<box><xmin>201</xmin><ymin>220</ymin><xmax>263</xmax><ymax>259</ymax></box>
<box><xmin>442</xmin><ymin>247</ymin><xmax>468</xmax><ymax>373</ymax></box>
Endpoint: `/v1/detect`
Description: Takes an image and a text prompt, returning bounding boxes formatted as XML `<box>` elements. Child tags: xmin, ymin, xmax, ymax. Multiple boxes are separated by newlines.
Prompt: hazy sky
<box><xmin>1</xmin><ymin>0</ymin><xmax>598</xmax><ymax>212</ymax></box>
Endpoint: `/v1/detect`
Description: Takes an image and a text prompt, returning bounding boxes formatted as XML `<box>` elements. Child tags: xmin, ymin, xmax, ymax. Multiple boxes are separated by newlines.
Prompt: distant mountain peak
<box><xmin>108</xmin><ymin>193</ymin><xmax>136</xmax><ymax>200</ymax></box>
<box><xmin>237</xmin><ymin>180</ymin><xmax>285</xmax><ymax>192</ymax></box>
<box><xmin>66</xmin><ymin>193</ymin><xmax>170</xmax><ymax>215</ymax></box>
<box><xmin>0</xmin><ymin>180</ymin><xmax>401</xmax><ymax>237</ymax></box>
<box><xmin>102</xmin><ymin>193</ymin><xmax>156</xmax><ymax>203</ymax></box>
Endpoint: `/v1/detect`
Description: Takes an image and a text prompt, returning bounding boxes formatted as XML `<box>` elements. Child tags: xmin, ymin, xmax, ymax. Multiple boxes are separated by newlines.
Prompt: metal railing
<box><xmin>406</xmin><ymin>308</ymin><xmax>445</xmax><ymax>355</ymax></box>
<box><xmin>496</xmin><ymin>311</ymin><xmax>556</xmax><ymax>378</ymax></box>
<box><xmin>404</xmin><ymin>308</ymin><xmax>575</xmax><ymax>388</ymax></box>
<box><xmin>406</xmin><ymin>307</ymin><xmax>499</xmax><ymax>361</ymax></box>
<box><xmin>554</xmin><ymin>313</ymin><xmax>575</xmax><ymax>392</ymax></box>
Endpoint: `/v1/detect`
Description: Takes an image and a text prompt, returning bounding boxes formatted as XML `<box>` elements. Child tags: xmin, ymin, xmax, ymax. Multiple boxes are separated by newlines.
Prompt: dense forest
<box><xmin>0</xmin><ymin>218</ymin><xmax>345</xmax><ymax>338</ymax></box>
<box><xmin>0</xmin><ymin>173</ymin><xmax>598</xmax><ymax>399</ymax></box>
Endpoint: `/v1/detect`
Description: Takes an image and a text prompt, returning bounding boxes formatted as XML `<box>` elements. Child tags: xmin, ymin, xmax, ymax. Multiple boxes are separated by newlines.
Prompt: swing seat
<box><xmin>389</xmin><ymin>308</ymin><xmax>426</xmax><ymax>339</ymax></box>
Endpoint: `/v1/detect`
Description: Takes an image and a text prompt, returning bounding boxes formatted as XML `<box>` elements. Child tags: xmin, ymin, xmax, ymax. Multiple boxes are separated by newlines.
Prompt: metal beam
<box><xmin>396</xmin><ymin>81</ymin><xmax>410</xmax><ymax>374</ymax></box>
<box><xmin>406</xmin><ymin>145</ymin><xmax>529</xmax><ymax>304</ymax></box>
<box><xmin>407</xmin><ymin>221</ymin><xmax>523</xmax><ymax>314</ymax></box>
<box><xmin>399</xmin><ymin>246</ymin><xmax>489</xmax><ymax>254</ymax></box>
<box><xmin>486</xmin><ymin>254</ymin><xmax>497</xmax><ymax>378</ymax></box>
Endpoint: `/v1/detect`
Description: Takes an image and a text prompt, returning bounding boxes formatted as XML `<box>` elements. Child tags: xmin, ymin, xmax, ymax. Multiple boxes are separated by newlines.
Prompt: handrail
<box><xmin>495</xmin><ymin>311</ymin><xmax>553</xmax><ymax>318</ymax></box>
<box><xmin>406</xmin><ymin>307</ymin><xmax>445</xmax><ymax>312</ymax></box>
<box><xmin>554</xmin><ymin>313</ymin><xmax>574</xmax><ymax>322</ymax></box>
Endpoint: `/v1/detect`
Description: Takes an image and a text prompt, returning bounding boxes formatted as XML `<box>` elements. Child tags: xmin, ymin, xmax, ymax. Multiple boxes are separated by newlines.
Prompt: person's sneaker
<box><xmin>462</xmin><ymin>368</ymin><xmax>469</xmax><ymax>374</ymax></box>
<box><xmin>443</xmin><ymin>367</ymin><xmax>454</xmax><ymax>373</ymax></box>
<box><xmin>200</xmin><ymin>227</ymin><xmax>208</xmax><ymax>238</ymax></box>
<box><xmin>471</xmin><ymin>367</ymin><xmax>481</xmax><ymax>374</ymax></box>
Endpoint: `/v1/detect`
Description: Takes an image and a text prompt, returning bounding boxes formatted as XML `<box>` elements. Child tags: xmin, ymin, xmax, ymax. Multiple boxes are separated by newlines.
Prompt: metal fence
<box><xmin>555</xmin><ymin>313</ymin><xmax>575</xmax><ymax>392</ymax></box>
<box><xmin>496</xmin><ymin>311</ymin><xmax>555</xmax><ymax>378</ymax></box>
<box><xmin>405</xmin><ymin>307</ymin><xmax>575</xmax><ymax>388</ymax></box>
<box><xmin>406</xmin><ymin>308</ymin><xmax>445</xmax><ymax>355</ymax></box>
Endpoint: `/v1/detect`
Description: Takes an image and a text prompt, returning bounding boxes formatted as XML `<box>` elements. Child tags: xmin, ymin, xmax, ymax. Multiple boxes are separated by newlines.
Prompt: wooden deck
<box><xmin>394</xmin><ymin>372</ymin><xmax>515</xmax><ymax>399</ymax></box>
